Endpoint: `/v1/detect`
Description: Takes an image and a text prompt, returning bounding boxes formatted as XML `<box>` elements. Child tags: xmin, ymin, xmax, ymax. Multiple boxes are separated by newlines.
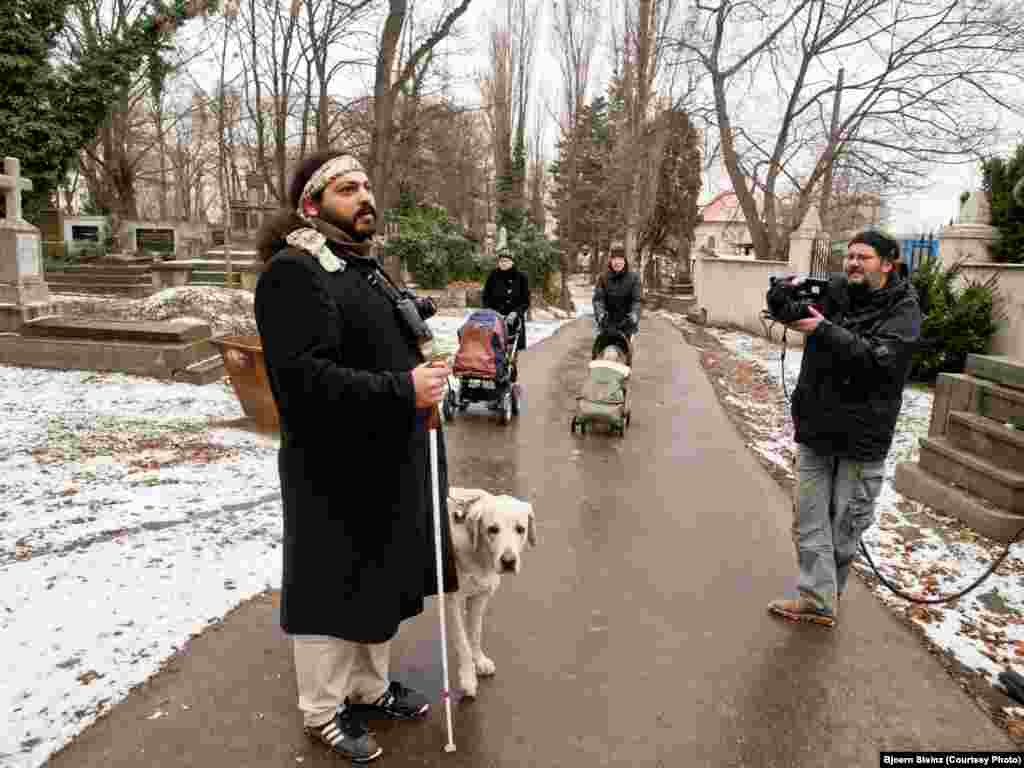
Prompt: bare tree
<box><xmin>479</xmin><ymin>0</ymin><xmax>541</xmax><ymax>227</ymax></box>
<box><xmin>299</xmin><ymin>0</ymin><xmax>375</xmax><ymax>151</ymax></box>
<box><xmin>528</xmin><ymin>96</ymin><xmax>549</xmax><ymax>231</ymax></box>
<box><xmin>676</xmin><ymin>0</ymin><xmax>1024</xmax><ymax>260</ymax></box>
<box><xmin>236</xmin><ymin>0</ymin><xmax>309</xmax><ymax>203</ymax></box>
<box><xmin>551</xmin><ymin>0</ymin><xmax>600</xmax><ymax>308</ymax></box>
<box><xmin>369</xmin><ymin>1</ymin><xmax>472</xmax><ymax>209</ymax></box>
<box><xmin>369</xmin><ymin>0</ymin><xmax>474</xmax><ymax>282</ymax></box>
<box><xmin>609</xmin><ymin>0</ymin><xmax>681</xmax><ymax>283</ymax></box>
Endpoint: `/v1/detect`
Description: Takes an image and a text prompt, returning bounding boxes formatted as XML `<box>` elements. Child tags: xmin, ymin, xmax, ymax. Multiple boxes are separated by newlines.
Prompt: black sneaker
<box><xmin>361</xmin><ymin>681</ymin><xmax>430</xmax><ymax>720</ymax></box>
<box><xmin>305</xmin><ymin>704</ymin><xmax>383</xmax><ymax>763</ymax></box>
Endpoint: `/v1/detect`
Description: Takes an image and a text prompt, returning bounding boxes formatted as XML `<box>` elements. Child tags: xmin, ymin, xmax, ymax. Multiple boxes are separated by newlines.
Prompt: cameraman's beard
<box><xmin>846</xmin><ymin>269</ymin><xmax>884</xmax><ymax>294</ymax></box>
<box><xmin>321</xmin><ymin>204</ymin><xmax>378</xmax><ymax>242</ymax></box>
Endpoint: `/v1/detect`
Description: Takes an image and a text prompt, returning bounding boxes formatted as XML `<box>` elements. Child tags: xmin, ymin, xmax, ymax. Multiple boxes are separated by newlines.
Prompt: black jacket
<box><xmin>767</xmin><ymin>275</ymin><xmax>922</xmax><ymax>461</ymax></box>
<box><xmin>593</xmin><ymin>268</ymin><xmax>642</xmax><ymax>331</ymax></box>
<box><xmin>483</xmin><ymin>266</ymin><xmax>530</xmax><ymax>350</ymax></box>
<box><xmin>254</xmin><ymin>243</ymin><xmax>457</xmax><ymax>643</ymax></box>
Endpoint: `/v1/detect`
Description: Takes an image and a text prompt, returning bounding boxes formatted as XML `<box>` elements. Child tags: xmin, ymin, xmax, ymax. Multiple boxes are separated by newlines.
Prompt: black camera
<box><xmin>767</xmin><ymin>276</ymin><xmax>831</xmax><ymax>323</ymax></box>
<box><xmin>367</xmin><ymin>269</ymin><xmax>436</xmax><ymax>358</ymax></box>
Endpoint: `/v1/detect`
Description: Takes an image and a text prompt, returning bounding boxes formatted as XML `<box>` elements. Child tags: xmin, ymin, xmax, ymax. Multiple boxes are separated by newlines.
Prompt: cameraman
<box><xmin>765</xmin><ymin>230</ymin><xmax>921</xmax><ymax>629</ymax></box>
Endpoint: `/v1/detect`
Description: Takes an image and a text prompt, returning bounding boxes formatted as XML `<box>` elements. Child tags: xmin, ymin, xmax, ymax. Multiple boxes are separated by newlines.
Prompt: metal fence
<box><xmin>900</xmin><ymin>233</ymin><xmax>938</xmax><ymax>274</ymax></box>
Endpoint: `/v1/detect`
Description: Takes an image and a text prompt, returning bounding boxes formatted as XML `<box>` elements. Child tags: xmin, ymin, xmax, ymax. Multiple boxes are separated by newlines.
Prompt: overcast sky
<box><xmin>457</xmin><ymin>1</ymin><xmax>1023</xmax><ymax>235</ymax></box>
<box><xmin>184</xmin><ymin>0</ymin><xmax>1022</xmax><ymax>235</ymax></box>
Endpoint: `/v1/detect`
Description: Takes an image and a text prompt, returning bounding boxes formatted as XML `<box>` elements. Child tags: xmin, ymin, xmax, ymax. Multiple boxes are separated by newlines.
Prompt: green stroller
<box><xmin>570</xmin><ymin>330</ymin><xmax>632</xmax><ymax>436</ymax></box>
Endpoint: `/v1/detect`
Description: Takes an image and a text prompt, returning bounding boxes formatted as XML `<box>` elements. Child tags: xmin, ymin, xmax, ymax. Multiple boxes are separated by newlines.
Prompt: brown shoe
<box><xmin>768</xmin><ymin>597</ymin><xmax>836</xmax><ymax>628</ymax></box>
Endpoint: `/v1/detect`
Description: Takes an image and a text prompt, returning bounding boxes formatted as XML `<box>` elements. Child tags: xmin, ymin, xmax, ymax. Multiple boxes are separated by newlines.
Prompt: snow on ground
<box><xmin>657</xmin><ymin>310</ymin><xmax>1024</xmax><ymax>719</ymax></box>
<box><xmin>1</xmin><ymin>295</ymin><xmax>569</xmax><ymax>768</ymax></box>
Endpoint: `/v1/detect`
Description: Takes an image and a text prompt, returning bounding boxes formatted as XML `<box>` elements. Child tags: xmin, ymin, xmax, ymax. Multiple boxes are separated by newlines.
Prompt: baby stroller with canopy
<box><xmin>570</xmin><ymin>329</ymin><xmax>632</xmax><ymax>436</ymax></box>
<box><xmin>444</xmin><ymin>308</ymin><xmax>522</xmax><ymax>425</ymax></box>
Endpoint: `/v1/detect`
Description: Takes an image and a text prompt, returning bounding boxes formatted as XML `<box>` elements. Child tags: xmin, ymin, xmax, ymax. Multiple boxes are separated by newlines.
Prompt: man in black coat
<box><xmin>593</xmin><ymin>251</ymin><xmax>642</xmax><ymax>337</ymax></box>
<box><xmin>254</xmin><ymin>151</ymin><xmax>457</xmax><ymax>763</ymax></box>
<box><xmin>765</xmin><ymin>230</ymin><xmax>921</xmax><ymax>629</ymax></box>
<box><xmin>482</xmin><ymin>251</ymin><xmax>530</xmax><ymax>351</ymax></box>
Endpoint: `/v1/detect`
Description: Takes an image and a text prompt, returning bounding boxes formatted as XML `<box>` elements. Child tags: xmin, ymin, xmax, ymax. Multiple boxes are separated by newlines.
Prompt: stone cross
<box><xmin>0</xmin><ymin>157</ymin><xmax>33</xmax><ymax>223</ymax></box>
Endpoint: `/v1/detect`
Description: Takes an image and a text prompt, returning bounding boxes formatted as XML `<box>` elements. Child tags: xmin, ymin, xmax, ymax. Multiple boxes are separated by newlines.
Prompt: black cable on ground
<box><xmin>857</xmin><ymin>526</ymin><xmax>1024</xmax><ymax>605</ymax></box>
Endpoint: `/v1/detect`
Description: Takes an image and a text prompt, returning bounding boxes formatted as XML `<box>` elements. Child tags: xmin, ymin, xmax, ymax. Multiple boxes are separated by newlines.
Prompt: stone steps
<box><xmin>947</xmin><ymin>410</ymin><xmax>1024</xmax><ymax>474</ymax></box>
<box><xmin>918</xmin><ymin>435</ymin><xmax>1024</xmax><ymax>514</ymax></box>
<box><xmin>895</xmin><ymin>356</ymin><xmax>1024</xmax><ymax>542</ymax></box>
<box><xmin>47</xmin><ymin>272</ymin><xmax>151</xmax><ymax>285</ymax></box>
<box><xmin>894</xmin><ymin>462</ymin><xmax>1024</xmax><ymax>542</ymax></box>
<box><xmin>968</xmin><ymin>353</ymin><xmax>1024</xmax><ymax>392</ymax></box>
<box><xmin>46</xmin><ymin>262</ymin><xmax>155</xmax><ymax>298</ymax></box>
<box><xmin>49</xmin><ymin>263</ymin><xmax>153</xmax><ymax>275</ymax></box>
<box><xmin>46</xmin><ymin>283</ymin><xmax>153</xmax><ymax>299</ymax></box>
<box><xmin>189</xmin><ymin>270</ymin><xmax>243</xmax><ymax>287</ymax></box>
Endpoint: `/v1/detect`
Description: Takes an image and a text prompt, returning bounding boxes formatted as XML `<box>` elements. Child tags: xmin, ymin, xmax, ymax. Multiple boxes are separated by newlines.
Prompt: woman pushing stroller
<box><xmin>482</xmin><ymin>250</ymin><xmax>530</xmax><ymax>352</ymax></box>
<box><xmin>593</xmin><ymin>250</ymin><xmax>641</xmax><ymax>339</ymax></box>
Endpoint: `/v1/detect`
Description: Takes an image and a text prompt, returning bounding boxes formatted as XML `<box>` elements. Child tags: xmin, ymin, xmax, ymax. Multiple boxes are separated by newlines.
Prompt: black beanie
<box><xmin>848</xmin><ymin>230</ymin><xmax>900</xmax><ymax>262</ymax></box>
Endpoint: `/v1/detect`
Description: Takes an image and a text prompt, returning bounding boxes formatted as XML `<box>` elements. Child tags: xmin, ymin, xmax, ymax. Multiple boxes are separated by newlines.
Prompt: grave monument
<box><xmin>0</xmin><ymin>157</ymin><xmax>56</xmax><ymax>331</ymax></box>
<box><xmin>937</xmin><ymin>189</ymin><xmax>1000</xmax><ymax>268</ymax></box>
<box><xmin>0</xmin><ymin>157</ymin><xmax>224</xmax><ymax>384</ymax></box>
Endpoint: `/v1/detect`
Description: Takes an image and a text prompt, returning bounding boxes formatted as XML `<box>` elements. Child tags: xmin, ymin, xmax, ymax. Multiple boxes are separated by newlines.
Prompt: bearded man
<box><xmin>254</xmin><ymin>151</ymin><xmax>457</xmax><ymax>762</ymax></box>
<box><xmin>765</xmin><ymin>230</ymin><xmax>921</xmax><ymax>629</ymax></box>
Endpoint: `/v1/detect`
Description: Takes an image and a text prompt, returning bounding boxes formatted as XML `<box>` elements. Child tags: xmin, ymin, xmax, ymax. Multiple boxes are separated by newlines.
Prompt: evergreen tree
<box><xmin>0</xmin><ymin>0</ymin><xmax>214</xmax><ymax>221</ymax></box>
<box><xmin>983</xmin><ymin>144</ymin><xmax>1024</xmax><ymax>263</ymax></box>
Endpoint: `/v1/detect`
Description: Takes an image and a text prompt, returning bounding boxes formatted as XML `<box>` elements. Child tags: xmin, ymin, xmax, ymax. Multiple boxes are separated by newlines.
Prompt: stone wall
<box><xmin>958</xmin><ymin>263</ymin><xmax>1024</xmax><ymax>361</ymax></box>
<box><xmin>690</xmin><ymin>230</ymin><xmax>815</xmax><ymax>346</ymax></box>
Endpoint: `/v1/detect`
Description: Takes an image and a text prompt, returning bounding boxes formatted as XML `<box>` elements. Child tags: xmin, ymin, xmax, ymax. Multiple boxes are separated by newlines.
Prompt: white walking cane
<box><xmin>426</xmin><ymin>392</ymin><xmax>457</xmax><ymax>753</ymax></box>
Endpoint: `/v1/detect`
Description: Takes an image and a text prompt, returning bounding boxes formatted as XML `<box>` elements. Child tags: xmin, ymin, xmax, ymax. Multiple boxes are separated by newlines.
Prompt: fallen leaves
<box><xmin>1007</xmin><ymin>718</ymin><xmax>1024</xmax><ymax>741</ymax></box>
<box><xmin>77</xmin><ymin>670</ymin><xmax>102</xmax><ymax>686</ymax></box>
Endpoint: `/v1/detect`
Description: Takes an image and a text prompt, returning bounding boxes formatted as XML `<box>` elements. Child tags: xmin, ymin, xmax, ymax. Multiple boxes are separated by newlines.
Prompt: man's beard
<box><xmin>321</xmin><ymin>204</ymin><xmax>377</xmax><ymax>242</ymax></box>
<box><xmin>846</xmin><ymin>269</ymin><xmax>885</xmax><ymax>293</ymax></box>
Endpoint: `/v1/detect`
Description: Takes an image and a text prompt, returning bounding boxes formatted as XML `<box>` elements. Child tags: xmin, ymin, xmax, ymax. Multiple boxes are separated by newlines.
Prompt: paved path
<box><xmin>45</xmin><ymin>315</ymin><xmax>1012</xmax><ymax>767</ymax></box>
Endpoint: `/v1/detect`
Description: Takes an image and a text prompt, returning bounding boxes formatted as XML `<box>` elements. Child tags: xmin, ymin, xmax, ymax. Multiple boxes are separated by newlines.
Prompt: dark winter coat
<box><xmin>767</xmin><ymin>275</ymin><xmax>922</xmax><ymax>462</ymax></box>
<box><xmin>254</xmin><ymin>242</ymin><xmax>458</xmax><ymax>644</ymax></box>
<box><xmin>593</xmin><ymin>267</ymin><xmax>642</xmax><ymax>335</ymax></box>
<box><xmin>482</xmin><ymin>266</ymin><xmax>530</xmax><ymax>350</ymax></box>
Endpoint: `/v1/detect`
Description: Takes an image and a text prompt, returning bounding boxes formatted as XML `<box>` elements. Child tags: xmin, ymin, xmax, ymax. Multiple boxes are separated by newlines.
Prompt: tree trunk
<box><xmin>370</xmin><ymin>2</ymin><xmax>405</xmax><ymax>284</ymax></box>
<box><xmin>156</xmin><ymin>104</ymin><xmax>170</xmax><ymax>222</ymax></box>
<box><xmin>368</xmin><ymin>0</ymin><xmax>474</xmax><ymax>284</ymax></box>
<box><xmin>818</xmin><ymin>68</ymin><xmax>844</xmax><ymax>236</ymax></box>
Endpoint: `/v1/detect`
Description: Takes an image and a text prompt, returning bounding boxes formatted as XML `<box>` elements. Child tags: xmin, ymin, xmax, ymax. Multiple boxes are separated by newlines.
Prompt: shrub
<box><xmin>381</xmin><ymin>205</ymin><xmax>482</xmax><ymax>288</ymax></box>
<box><xmin>982</xmin><ymin>144</ymin><xmax>1024</xmax><ymax>264</ymax></box>
<box><xmin>506</xmin><ymin>222</ymin><xmax>561</xmax><ymax>302</ymax></box>
<box><xmin>909</xmin><ymin>257</ymin><xmax>1004</xmax><ymax>382</ymax></box>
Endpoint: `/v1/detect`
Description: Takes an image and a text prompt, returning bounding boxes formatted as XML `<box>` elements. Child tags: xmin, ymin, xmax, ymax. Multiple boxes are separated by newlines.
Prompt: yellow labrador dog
<box><xmin>447</xmin><ymin>487</ymin><xmax>537</xmax><ymax>698</ymax></box>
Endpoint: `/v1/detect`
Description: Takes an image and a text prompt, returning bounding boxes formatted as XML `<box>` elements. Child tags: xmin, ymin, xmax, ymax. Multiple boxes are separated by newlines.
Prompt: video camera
<box><xmin>766</xmin><ymin>276</ymin><xmax>831</xmax><ymax>324</ymax></box>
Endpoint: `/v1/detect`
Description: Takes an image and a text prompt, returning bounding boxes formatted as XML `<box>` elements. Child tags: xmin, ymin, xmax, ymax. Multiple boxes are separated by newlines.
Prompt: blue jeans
<box><xmin>792</xmin><ymin>444</ymin><xmax>885</xmax><ymax>614</ymax></box>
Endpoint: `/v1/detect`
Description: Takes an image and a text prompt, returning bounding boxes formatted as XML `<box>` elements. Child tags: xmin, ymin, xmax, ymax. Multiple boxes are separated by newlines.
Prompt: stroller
<box><xmin>444</xmin><ymin>309</ymin><xmax>522</xmax><ymax>425</ymax></box>
<box><xmin>570</xmin><ymin>329</ymin><xmax>632</xmax><ymax>436</ymax></box>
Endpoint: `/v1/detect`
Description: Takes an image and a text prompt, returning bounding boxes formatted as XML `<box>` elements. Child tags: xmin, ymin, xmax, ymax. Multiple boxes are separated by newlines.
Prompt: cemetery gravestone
<box><xmin>136</xmin><ymin>227</ymin><xmax>175</xmax><ymax>258</ymax></box>
<box><xmin>0</xmin><ymin>157</ymin><xmax>56</xmax><ymax>331</ymax></box>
